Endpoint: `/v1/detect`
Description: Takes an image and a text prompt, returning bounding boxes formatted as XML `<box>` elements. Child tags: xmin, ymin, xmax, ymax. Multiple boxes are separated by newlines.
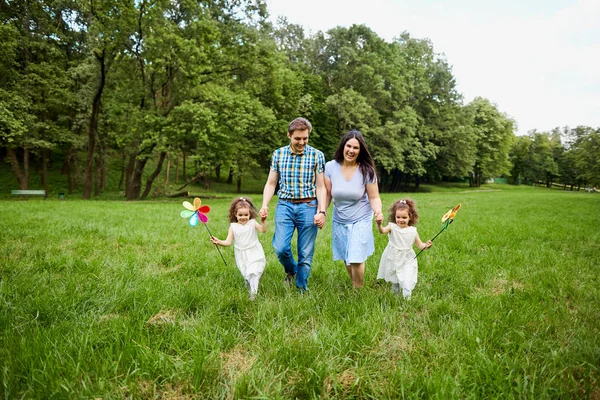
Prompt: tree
<box><xmin>509</xmin><ymin>135</ymin><xmax>531</xmax><ymax>184</ymax></box>
<box><xmin>1</xmin><ymin>0</ymin><xmax>81</xmax><ymax>191</ymax></box>
<box><xmin>466</xmin><ymin>97</ymin><xmax>515</xmax><ymax>187</ymax></box>
<box><xmin>573</xmin><ymin>129</ymin><xmax>600</xmax><ymax>186</ymax></box>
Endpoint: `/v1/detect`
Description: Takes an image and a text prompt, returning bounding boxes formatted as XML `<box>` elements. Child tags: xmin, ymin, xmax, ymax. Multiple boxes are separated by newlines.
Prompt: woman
<box><xmin>324</xmin><ymin>130</ymin><xmax>383</xmax><ymax>288</ymax></box>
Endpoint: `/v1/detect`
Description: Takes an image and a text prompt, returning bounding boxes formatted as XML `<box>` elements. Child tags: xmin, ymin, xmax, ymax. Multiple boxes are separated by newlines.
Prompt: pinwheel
<box><xmin>180</xmin><ymin>197</ymin><xmax>228</xmax><ymax>267</ymax></box>
<box><xmin>415</xmin><ymin>204</ymin><xmax>461</xmax><ymax>259</ymax></box>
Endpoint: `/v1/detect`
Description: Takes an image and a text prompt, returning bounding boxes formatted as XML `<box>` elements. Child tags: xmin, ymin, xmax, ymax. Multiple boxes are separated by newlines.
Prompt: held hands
<box><xmin>314</xmin><ymin>212</ymin><xmax>326</xmax><ymax>229</ymax></box>
<box><xmin>374</xmin><ymin>210</ymin><xmax>384</xmax><ymax>225</ymax></box>
<box><xmin>259</xmin><ymin>207</ymin><xmax>268</xmax><ymax>220</ymax></box>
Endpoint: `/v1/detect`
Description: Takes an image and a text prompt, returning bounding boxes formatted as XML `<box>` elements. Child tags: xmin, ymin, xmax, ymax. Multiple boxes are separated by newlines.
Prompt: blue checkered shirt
<box><xmin>271</xmin><ymin>144</ymin><xmax>325</xmax><ymax>200</ymax></box>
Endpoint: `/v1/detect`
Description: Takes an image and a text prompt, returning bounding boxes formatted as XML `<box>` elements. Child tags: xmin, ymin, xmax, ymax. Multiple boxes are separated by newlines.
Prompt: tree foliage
<box><xmin>2</xmin><ymin>1</ymin><xmax>597</xmax><ymax>196</ymax></box>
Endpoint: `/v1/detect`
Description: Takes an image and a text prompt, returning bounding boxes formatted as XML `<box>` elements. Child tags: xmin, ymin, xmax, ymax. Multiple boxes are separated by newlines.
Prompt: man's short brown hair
<box><xmin>288</xmin><ymin>117</ymin><xmax>312</xmax><ymax>134</ymax></box>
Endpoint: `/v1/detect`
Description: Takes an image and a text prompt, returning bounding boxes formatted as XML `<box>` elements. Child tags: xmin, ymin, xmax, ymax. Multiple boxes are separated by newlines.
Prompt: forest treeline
<box><xmin>1</xmin><ymin>0</ymin><xmax>599</xmax><ymax>198</ymax></box>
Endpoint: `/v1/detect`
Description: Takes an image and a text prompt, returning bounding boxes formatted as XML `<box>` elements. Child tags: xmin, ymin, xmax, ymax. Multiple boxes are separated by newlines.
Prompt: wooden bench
<box><xmin>11</xmin><ymin>190</ymin><xmax>46</xmax><ymax>198</ymax></box>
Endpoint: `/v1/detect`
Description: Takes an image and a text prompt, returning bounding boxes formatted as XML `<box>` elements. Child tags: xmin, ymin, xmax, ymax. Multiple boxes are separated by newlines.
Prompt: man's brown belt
<box><xmin>281</xmin><ymin>197</ymin><xmax>316</xmax><ymax>204</ymax></box>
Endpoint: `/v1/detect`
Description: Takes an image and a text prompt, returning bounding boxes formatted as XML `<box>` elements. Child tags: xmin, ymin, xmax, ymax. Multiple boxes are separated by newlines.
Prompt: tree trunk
<box><xmin>177</xmin><ymin>173</ymin><xmax>201</xmax><ymax>190</ymax></box>
<box><xmin>24</xmin><ymin>148</ymin><xmax>29</xmax><ymax>187</ymax></box>
<box><xmin>94</xmin><ymin>152</ymin><xmax>100</xmax><ymax>196</ymax></box>
<box><xmin>118</xmin><ymin>150</ymin><xmax>126</xmax><ymax>190</ymax></box>
<box><xmin>7</xmin><ymin>147</ymin><xmax>27</xmax><ymax>189</ymax></box>
<box><xmin>125</xmin><ymin>150</ymin><xmax>136</xmax><ymax>197</ymax></box>
<box><xmin>167</xmin><ymin>191</ymin><xmax>189</xmax><ymax>198</ymax></box>
<box><xmin>127</xmin><ymin>156</ymin><xmax>151</xmax><ymax>200</ymax></box>
<box><xmin>388</xmin><ymin>170</ymin><xmax>401</xmax><ymax>192</ymax></box>
<box><xmin>227</xmin><ymin>166</ymin><xmax>233</xmax><ymax>184</ymax></box>
<box><xmin>237</xmin><ymin>175</ymin><xmax>242</xmax><ymax>193</ymax></box>
<box><xmin>62</xmin><ymin>146</ymin><xmax>74</xmax><ymax>194</ymax></box>
<box><xmin>175</xmin><ymin>155</ymin><xmax>179</xmax><ymax>183</ymax></box>
<box><xmin>101</xmin><ymin>144</ymin><xmax>107</xmax><ymax>191</ymax></box>
<box><xmin>215</xmin><ymin>163</ymin><xmax>221</xmax><ymax>181</ymax></box>
<box><xmin>73</xmin><ymin>152</ymin><xmax>79</xmax><ymax>190</ymax></box>
<box><xmin>182</xmin><ymin>149</ymin><xmax>187</xmax><ymax>181</ymax></box>
<box><xmin>141</xmin><ymin>151</ymin><xmax>167</xmax><ymax>199</ymax></box>
<box><xmin>83</xmin><ymin>49</ymin><xmax>106</xmax><ymax>199</ymax></box>
<box><xmin>41</xmin><ymin>150</ymin><xmax>48</xmax><ymax>194</ymax></box>
<box><xmin>165</xmin><ymin>153</ymin><xmax>170</xmax><ymax>185</ymax></box>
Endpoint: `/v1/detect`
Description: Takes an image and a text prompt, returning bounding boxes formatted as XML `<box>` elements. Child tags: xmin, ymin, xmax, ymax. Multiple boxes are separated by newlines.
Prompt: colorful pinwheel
<box><xmin>415</xmin><ymin>203</ymin><xmax>462</xmax><ymax>259</ymax></box>
<box><xmin>180</xmin><ymin>197</ymin><xmax>210</xmax><ymax>226</ymax></box>
<box><xmin>180</xmin><ymin>197</ymin><xmax>228</xmax><ymax>267</ymax></box>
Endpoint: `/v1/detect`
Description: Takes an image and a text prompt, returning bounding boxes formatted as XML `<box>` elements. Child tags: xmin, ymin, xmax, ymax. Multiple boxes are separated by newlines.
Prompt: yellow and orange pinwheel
<box><xmin>415</xmin><ymin>203</ymin><xmax>462</xmax><ymax>259</ymax></box>
<box><xmin>441</xmin><ymin>204</ymin><xmax>461</xmax><ymax>223</ymax></box>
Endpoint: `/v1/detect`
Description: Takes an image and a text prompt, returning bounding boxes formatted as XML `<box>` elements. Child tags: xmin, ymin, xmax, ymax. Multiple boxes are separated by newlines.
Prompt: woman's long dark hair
<box><xmin>333</xmin><ymin>130</ymin><xmax>377</xmax><ymax>184</ymax></box>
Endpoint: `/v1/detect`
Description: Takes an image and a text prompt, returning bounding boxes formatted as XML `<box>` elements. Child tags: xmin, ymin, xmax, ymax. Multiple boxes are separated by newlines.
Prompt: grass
<box><xmin>1</xmin><ymin>185</ymin><xmax>599</xmax><ymax>398</ymax></box>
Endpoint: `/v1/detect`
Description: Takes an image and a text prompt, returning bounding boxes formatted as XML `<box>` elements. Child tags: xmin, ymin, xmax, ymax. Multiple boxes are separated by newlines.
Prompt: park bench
<box><xmin>11</xmin><ymin>190</ymin><xmax>46</xmax><ymax>198</ymax></box>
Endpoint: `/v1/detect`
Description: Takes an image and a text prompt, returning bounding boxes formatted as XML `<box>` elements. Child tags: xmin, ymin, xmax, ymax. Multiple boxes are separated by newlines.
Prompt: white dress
<box><xmin>377</xmin><ymin>224</ymin><xmax>419</xmax><ymax>291</ymax></box>
<box><xmin>231</xmin><ymin>220</ymin><xmax>266</xmax><ymax>280</ymax></box>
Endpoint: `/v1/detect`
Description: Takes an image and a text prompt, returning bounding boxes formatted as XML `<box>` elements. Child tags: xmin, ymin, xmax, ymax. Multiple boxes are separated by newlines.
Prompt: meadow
<box><xmin>1</xmin><ymin>185</ymin><xmax>599</xmax><ymax>399</ymax></box>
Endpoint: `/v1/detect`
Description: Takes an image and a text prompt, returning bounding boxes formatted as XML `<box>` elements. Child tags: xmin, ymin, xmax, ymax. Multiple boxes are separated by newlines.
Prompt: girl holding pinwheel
<box><xmin>376</xmin><ymin>199</ymin><xmax>432</xmax><ymax>299</ymax></box>
<box><xmin>210</xmin><ymin>197</ymin><xmax>267</xmax><ymax>301</ymax></box>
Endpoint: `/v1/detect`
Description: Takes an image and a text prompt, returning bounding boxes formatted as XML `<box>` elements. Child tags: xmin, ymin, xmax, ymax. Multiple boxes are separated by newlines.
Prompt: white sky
<box><xmin>265</xmin><ymin>0</ymin><xmax>600</xmax><ymax>135</ymax></box>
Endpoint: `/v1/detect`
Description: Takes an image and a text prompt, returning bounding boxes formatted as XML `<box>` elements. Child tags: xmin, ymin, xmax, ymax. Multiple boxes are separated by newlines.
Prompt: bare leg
<box><xmin>349</xmin><ymin>262</ymin><xmax>365</xmax><ymax>288</ymax></box>
<box><xmin>345</xmin><ymin>264</ymin><xmax>353</xmax><ymax>280</ymax></box>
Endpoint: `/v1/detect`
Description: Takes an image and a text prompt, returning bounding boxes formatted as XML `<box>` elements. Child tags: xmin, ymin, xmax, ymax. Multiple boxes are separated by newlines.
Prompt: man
<box><xmin>259</xmin><ymin>117</ymin><xmax>327</xmax><ymax>291</ymax></box>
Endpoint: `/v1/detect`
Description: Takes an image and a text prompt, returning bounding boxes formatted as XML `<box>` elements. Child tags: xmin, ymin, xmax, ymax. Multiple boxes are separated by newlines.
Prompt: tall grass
<box><xmin>1</xmin><ymin>186</ymin><xmax>599</xmax><ymax>398</ymax></box>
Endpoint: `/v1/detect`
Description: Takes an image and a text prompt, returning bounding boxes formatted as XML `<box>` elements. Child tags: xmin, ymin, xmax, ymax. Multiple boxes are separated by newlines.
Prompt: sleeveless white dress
<box><xmin>231</xmin><ymin>220</ymin><xmax>266</xmax><ymax>280</ymax></box>
<box><xmin>377</xmin><ymin>224</ymin><xmax>419</xmax><ymax>291</ymax></box>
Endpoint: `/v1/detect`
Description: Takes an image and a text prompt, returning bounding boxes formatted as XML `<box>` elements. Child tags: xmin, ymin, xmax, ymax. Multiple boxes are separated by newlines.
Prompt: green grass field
<box><xmin>1</xmin><ymin>186</ymin><xmax>599</xmax><ymax>399</ymax></box>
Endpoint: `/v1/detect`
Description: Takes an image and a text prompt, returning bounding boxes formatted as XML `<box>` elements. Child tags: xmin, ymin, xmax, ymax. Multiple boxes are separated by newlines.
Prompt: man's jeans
<box><xmin>272</xmin><ymin>199</ymin><xmax>319</xmax><ymax>290</ymax></box>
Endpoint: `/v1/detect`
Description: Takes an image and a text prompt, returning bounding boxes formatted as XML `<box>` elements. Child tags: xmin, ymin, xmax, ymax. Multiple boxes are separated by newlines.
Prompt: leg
<box><xmin>392</xmin><ymin>283</ymin><xmax>400</xmax><ymax>294</ymax></box>
<box><xmin>272</xmin><ymin>201</ymin><xmax>297</xmax><ymax>276</ymax></box>
<box><xmin>345</xmin><ymin>218</ymin><xmax>373</xmax><ymax>289</ymax></box>
<box><xmin>295</xmin><ymin>202</ymin><xmax>318</xmax><ymax>290</ymax></box>
<box><xmin>402</xmin><ymin>288</ymin><xmax>412</xmax><ymax>300</ymax></box>
<box><xmin>345</xmin><ymin>264</ymin><xmax>353</xmax><ymax>280</ymax></box>
<box><xmin>349</xmin><ymin>262</ymin><xmax>365</xmax><ymax>288</ymax></box>
<box><xmin>248</xmin><ymin>274</ymin><xmax>259</xmax><ymax>296</ymax></box>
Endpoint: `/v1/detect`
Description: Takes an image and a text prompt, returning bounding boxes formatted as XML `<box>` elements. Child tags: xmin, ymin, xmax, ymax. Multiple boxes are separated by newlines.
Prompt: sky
<box><xmin>265</xmin><ymin>0</ymin><xmax>600</xmax><ymax>135</ymax></box>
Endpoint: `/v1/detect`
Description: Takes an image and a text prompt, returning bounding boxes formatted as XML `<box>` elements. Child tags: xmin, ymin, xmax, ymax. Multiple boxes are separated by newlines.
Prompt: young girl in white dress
<box><xmin>210</xmin><ymin>197</ymin><xmax>267</xmax><ymax>300</ymax></box>
<box><xmin>376</xmin><ymin>199</ymin><xmax>432</xmax><ymax>299</ymax></box>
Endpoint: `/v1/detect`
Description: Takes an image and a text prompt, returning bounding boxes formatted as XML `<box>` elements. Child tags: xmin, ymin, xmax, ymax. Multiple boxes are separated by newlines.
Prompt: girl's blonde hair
<box><xmin>388</xmin><ymin>198</ymin><xmax>419</xmax><ymax>226</ymax></box>
<box><xmin>227</xmin><ymin>197</ymin><xmax>258</xmax><ymax>223</ymax></box>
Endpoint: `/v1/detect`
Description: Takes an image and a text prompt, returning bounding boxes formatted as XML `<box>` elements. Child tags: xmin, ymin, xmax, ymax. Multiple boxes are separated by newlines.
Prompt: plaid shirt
<box><xmin>271</xmin><ymin>144</ymin><xmax>325</xmax><ymax>200</ymax></box>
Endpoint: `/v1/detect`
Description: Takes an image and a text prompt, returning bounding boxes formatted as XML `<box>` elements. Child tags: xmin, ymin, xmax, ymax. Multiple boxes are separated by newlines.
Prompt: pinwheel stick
<box><xmin>414</xmin><ymin>220</ymin><xmax>453</xmax><ymax>259</ymax></box>
<box><xmin>201</xmin><ymin>222</ymin><xmax>228</xmax><ymax>268</ymax></box>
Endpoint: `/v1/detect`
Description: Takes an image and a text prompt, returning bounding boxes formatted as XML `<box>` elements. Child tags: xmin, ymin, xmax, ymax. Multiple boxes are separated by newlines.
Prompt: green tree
<box><xmin>1</xmin><ymin>0</ymin><xmax>81</xmax><ymax>191</ymax></box>
<box><xmin>509</xmin><ymin>135</ymin><xmax>531</xmax><ymax>184</ymax></box>
<box><xmin>573</xmin><ymin>128</ymin><xmax>600</xmax><ymax>186</ymax></box>
<box><xmin>466</xmin><ymin>97</ymin><xmax>515</xmax><ymax>187</ymax></box>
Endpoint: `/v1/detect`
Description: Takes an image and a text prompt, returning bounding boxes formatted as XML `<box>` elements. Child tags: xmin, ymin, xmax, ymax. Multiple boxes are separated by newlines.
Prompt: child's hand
<box><xmin>260</xmin><ymin>215</ymin><xmax>267</xmax><ymax>223</ymax></box>
<box><xmin>210</xmin><ymin>236</ymin><xmax>219</xmax><ymax>245</ymax></box>
<box><xmin>424</xmin><ymin>240</ymin><xmax>433</xmax><ymax>249</ymax></box>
